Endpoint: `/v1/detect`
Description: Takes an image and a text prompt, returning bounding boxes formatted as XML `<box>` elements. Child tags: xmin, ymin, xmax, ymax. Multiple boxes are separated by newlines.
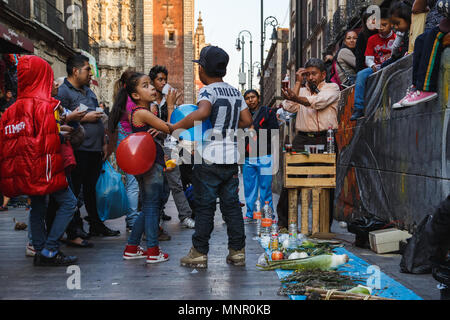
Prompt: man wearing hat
<box><xmin>167</xmin><ymin>46</ymin><xmax>253</xmax><ymax>268</ymax></box>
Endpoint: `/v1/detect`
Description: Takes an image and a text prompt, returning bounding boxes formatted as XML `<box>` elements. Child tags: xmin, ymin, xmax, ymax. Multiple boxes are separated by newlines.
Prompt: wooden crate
<box><xmin>284</xmin><ymin>153</ymin><xmax>336</xmax><ymax>188</ymax></box>
<box><xmin>284</xmin><ymin>153</ymin><xmax>336</xmax><ymax>235</ymax></box>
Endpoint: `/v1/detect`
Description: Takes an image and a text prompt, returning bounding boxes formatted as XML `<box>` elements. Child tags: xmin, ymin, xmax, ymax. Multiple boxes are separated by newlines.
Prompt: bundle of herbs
<box><xmin>277</xmin><ymin>270</ymin><xmax>365</xmax><ymax>296</ymax></box>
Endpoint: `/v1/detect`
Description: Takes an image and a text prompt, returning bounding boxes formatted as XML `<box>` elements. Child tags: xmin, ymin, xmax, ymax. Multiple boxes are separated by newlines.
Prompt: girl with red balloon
<box><xmin>110</xmin><ymin>72</ymin><xmax>173</xmax><ymax>264</ymax></box>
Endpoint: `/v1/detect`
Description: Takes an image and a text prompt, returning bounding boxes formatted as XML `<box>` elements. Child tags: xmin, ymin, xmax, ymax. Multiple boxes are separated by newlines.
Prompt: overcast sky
<box><xmin>194</xmin><ymin>0</ymin><xmax>290</xmax><ymax>90</ymax></box>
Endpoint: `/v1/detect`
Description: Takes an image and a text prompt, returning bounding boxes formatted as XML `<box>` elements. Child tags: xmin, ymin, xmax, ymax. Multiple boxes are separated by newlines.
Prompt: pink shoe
<box><xmin>403</xmin><ymin>90</ymin><xmax>438</xmax><ymax>107</ymax></box>
<box><xmin>392</xmin><ymin>85</ymin><xmax>415</xmax><ymax>109</ymax></box>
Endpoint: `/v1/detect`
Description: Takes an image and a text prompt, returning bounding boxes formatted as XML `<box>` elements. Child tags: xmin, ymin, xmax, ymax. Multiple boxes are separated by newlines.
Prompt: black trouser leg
<box><xmin>71</xmin><ymin>151</ymin><xmax>103</xmax><ymax>228</ymax></box>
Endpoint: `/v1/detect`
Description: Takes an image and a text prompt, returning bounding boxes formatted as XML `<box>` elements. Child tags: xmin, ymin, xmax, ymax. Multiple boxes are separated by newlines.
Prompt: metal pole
<box><xmin>260</xmin><ymin>0</ymin><xmax>264</xmax><ymax>99</ymax></box>
<box><xmin>296</xmin><ymin>0</ymin><xmax>303</xmax><ymax>69</ymax></box>
<box><xmin>250</xmin><ymin>40</ymin><xmax>253</xmax><ymax>89</ymax></box>
<box><xmin>242</xmin><ymin>36</ymin><xmax>245</xmax><ymax>91</ymax></box>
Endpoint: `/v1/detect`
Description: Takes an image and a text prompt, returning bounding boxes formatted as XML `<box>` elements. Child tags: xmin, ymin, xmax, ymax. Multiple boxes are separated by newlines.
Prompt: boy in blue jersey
<box><xmin>168</xmin><ymin>46</ymin><xmax>253</xmax><ymax>268</ymax></box>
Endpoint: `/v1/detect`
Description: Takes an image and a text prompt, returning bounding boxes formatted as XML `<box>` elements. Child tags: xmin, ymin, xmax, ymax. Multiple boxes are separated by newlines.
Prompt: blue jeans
<box><xmin>128</xmin><ymin>163</ymin><xmax>165</xmax><ymax>248</ymax></box>
<box><xmin>243</xmin><ymin>155</ymin><xmax>273</xmax><ymax>218</ymax></box>
<box><xmin>29</xmin><ymin>187</ymin><xmax>77</xmax><ymax>252</ymax></box>
<box><xmin>192</xmin><ymin>164</ymin><xmax>245</xmax><ymax>254</ymax></box>
<box><xmin>354</xmin><ymin>67</ymin><xmax>374</xmax><ymax>111</ymax></box>
<box><xmin>117</xmin><ymin>123</ymin><xmax>140</xmax><ymax>228</ymax></box>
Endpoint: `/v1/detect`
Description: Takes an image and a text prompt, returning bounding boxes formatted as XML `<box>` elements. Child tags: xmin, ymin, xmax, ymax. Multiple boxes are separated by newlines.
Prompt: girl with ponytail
<box><xmin>117</xmin><ymin>72</ymin><xmax>173</xmax><ymax>264</ymax></box>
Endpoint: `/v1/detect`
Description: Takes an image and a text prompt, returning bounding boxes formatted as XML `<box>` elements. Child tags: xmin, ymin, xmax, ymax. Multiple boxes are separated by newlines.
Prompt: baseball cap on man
<box><xmin>193</xmin><ymin>46</ymin><xmax>229</xmax><ymax>77</ymax></box>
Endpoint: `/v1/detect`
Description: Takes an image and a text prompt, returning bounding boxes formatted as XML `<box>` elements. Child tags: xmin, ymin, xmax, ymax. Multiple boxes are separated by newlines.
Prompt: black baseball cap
<box><xmin>193</xmin><ymin>46</ymin><xmax>229</xmax><ymax>77</ymax></box>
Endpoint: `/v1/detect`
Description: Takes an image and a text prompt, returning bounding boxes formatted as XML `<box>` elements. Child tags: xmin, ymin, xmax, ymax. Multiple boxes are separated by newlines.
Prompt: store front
<box><xmin>0</xmin><ymin>22</ymin><xmax>34</xmax><ymax>107</ymax></box>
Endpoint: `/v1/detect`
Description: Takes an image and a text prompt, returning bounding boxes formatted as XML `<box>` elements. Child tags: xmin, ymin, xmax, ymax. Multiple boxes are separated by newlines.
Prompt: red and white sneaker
<box><xmin>26</xmin><ymin>243</ymin><xmax>36</xmax><ymax>257</ymax></box>
<box><xmin>123</xmin><ymin>245</ymin><xmax>147</xmax><ymax>260</ymax></box>
<box><xmin>146</xmin><ymin>246</ymin><xmax>169</xmax><ymax>264</ymax></box>
<box><xmin>403</xmin><ymin>90</ymin><xmax>438</xmax><ymax>107</ymax></box>
<box><xmin>393</xmin><ymin>85</ymin><xmax>415</xmax><ymax>109</ymax></box>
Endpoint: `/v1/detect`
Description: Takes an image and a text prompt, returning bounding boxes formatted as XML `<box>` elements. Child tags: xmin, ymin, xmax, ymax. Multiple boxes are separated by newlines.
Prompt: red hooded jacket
<box><xmin>0</xmin><ymin>55</ymin><xmax>68</xmax><ymax>197</ymax></box>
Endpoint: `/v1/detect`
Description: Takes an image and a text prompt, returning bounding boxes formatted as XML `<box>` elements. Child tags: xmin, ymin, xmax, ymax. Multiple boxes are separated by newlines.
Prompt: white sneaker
<box><xmin>181</xmin><ymin>217</ymin><xmax>195</xmax><ymax>229</ymax></box>
<box><xmin>26</xmin><ymin>243</ymin><xmax>36</xmax><ymax>257</ymax></box>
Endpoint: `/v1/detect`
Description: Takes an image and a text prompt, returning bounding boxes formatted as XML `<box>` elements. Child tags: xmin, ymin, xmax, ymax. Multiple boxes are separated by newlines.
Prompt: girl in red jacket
<box><xmin>0</xmin><ymin>56</ymin><xmax>78</xmax><ymax>266</ymax></box>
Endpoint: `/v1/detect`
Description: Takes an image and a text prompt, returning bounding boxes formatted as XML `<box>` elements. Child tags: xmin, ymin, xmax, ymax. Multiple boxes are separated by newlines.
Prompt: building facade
<box><xmin>87</xmin><ymin>0</ymin><xmax>195</xmax><ymax>107</ymax></box>
<box><xmin>0</xmin><ymin>0</ymin><xmax>97</xmax><ymax>96</ymax></box>
<box><xmin>261</xmin><ymin>28</ymin><xmax>289</xmax><ymax>109</ymax></box>
<box><xmin>287</xmin><ymin>0</ymin><xmax>386</xmax><ymax>85</ymax></box>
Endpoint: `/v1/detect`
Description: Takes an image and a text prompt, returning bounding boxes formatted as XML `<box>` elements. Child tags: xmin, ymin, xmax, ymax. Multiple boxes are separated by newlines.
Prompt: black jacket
<box><xmin>245</xmin><ymin>105</ymin><xmax>279</xmax><ymax>158</ymax></box>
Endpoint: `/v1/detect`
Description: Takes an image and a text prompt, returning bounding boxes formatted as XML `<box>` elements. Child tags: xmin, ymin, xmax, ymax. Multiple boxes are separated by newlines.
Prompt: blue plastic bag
<box><xmin>96</xmin><ymin>161</ymin><xmax>129</xmax><ymax>221</ymax></box>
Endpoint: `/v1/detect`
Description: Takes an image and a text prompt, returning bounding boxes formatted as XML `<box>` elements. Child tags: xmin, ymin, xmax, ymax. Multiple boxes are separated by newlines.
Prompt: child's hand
<box><xmin>371</xmin><ymin>65</ymin><xmax>378</xmax><ymax>73</ymax></box>
<box><xmin>60</xmin><ymin>125</ymin><xmax>74</xmax><ymax>133</ymax></box>
<box><xmin>148</xmin><ymin>128</ymin><xmax>160</xmax><ymax>138</ymax></box>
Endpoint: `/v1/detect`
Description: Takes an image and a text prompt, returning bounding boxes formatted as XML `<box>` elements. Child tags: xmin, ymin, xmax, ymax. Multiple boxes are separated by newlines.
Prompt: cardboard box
<box><xmin>369</xmin><ymin>228</ymin><xmax>412</xmax><ymax>254</ymax></box>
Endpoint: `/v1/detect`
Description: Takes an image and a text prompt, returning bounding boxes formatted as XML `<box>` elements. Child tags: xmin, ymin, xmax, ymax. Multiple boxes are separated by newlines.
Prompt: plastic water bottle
<box><xmin>253</xmin><ymin>200</ymin><xmax>262</xmax><ymax>237</ymax></box>
<box><xmin>269</xmin><ymin>221</ymin><xmax>279</xmax><ymax>251</ymax></box>
<box><xmin>288</xmin><ymin>223</ymin><xmax>298</xmax><ymax>248</ymax></box>
<box><xmin>261</xmin><ymin>201</ymin><xmax>272</xmax><ymax>237</ymax></box>
<box><xmin>327</xmin><ymin>127</ymin><xmax>335</xmax><ymax>154</ymax></box>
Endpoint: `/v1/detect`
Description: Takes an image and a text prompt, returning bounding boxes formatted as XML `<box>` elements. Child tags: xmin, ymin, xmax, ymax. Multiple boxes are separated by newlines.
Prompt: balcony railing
<box><xmin>33</xmin><ymin>0</ymin><xmax>65</xmax><ymax>37</ymax></box>
<box><xmin>332</xmin><ymin>5</ymin><xmax>347</xmax><ymax>41</ymax></box>
<box><xmin>346</xmin><ymin>0</ymin><xmax>372</xmax><ymax>22</ymax></box>
<box><xmin>2</xmin><ymin>0</ymin><xmax>31</xmax><ymax>19</ymax></box>
<box><xmin>74</xmin><ymin>29</ymin><xmax>100</xmax><ymax>62</ymax></box>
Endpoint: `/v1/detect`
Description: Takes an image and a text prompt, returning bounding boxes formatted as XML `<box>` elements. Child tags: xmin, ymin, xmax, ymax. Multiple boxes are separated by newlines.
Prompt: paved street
<box><xmin>0</xmin><ymin>185</ymin><xmax>287</xmax><ymax>300</ymax></box>
<box><xmin>0</xmin><ymin>180</ymin><xmax>441</xmax><ymax>300</ymax></box>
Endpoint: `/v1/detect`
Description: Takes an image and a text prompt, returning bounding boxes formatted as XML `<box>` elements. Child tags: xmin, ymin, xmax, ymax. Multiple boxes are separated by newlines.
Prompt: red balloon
<box><xmin>116</xmin><ymin>132</ymin><xmax>156</xmax><ymax>175</ymax></box>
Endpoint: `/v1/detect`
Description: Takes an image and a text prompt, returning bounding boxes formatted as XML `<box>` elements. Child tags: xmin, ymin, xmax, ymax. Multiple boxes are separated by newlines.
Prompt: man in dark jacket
<box><xmin>57</xmin><ymin>54</ymin><xmax>119</xmax><ymax>238</ymax></box>
<box><xmin>242</xmin><ymin>89</ymin><xmax>279</xmax><ymax>223</ymax></box>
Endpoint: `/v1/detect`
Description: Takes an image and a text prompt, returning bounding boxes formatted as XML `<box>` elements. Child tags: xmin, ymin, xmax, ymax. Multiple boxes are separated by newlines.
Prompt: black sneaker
<box><xmin>33</xmin><ymin>251</ymin><xmax>78</xmax><ymax>266</ymax></box>
<box><xmin>161</xmin><ymin>213</ymin><xmax>172</xmax><ymax>221</ymax></box>
<box><xmin>89</xmin><ymin>224</ymin><xmax>120</xmax><ymax>237</ymax></box>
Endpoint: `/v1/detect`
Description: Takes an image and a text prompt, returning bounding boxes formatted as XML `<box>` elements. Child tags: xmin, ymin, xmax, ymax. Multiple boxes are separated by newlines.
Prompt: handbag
<box><xmin>68</xmin><ymin>124</ymin><xmax>85</xmax><ymax>149</ymax></box>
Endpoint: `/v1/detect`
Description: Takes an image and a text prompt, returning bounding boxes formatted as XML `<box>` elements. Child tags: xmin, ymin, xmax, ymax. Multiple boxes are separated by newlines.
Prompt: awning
<box><xmin>0</xmin><ymin>23</ymin><xmax>34</xmax><ymax>53</ymax></box>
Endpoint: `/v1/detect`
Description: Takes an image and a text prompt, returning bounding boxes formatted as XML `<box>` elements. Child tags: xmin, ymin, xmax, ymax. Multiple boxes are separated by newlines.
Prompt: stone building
<box><xmin>261</xmin><ymin>28</ymin><xmax>289</xmax><ymax>109</ymax></box>
<box><xmin>87</xmin><ymin>0</ymin><xmax>195</xmax><ymax>107</ymax></box>
<box><xmin>0</xmin><ymin>0</ymin><xmax>97</xmax><ymax>95</ymax></box>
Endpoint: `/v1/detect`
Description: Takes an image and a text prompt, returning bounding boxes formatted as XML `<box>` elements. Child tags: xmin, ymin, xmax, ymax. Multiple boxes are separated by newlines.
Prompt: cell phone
<box><xmin>96</xmin><ymin>107</ymin><xmax>104</xmax><ymax>113</ymax></box>
<box><xmin>78</xmin><ymin>104</ymin><xmax>89</xmax><ymax>112</ymax></box>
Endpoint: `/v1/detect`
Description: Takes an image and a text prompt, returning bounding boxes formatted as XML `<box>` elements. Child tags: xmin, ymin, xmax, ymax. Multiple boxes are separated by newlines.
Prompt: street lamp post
<box><xmin>252</xmin><ymin>61</ymin><xmax>262</xmax><ymax>90</ymax></box>
<box><xmin>236</xmin><ymin>30</ymin><xmax>253</xmax><ymax>90</ymax></box>
<box><xmin>261</xmin><ymin>15</ymin><xmax>279</xmax><ymax>102</ymax></box>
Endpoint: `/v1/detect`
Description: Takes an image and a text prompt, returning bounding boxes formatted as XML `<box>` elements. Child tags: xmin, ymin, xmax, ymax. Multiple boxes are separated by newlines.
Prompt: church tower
<box><xmin>87</xmin><ymin>0</ymin><xmax>195</xmax><ymax>105</ymax></box>
<box><xmin>193</xmin><ymin>11</ymin><xmax>208</xmax><ymax>101</ymax></box>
